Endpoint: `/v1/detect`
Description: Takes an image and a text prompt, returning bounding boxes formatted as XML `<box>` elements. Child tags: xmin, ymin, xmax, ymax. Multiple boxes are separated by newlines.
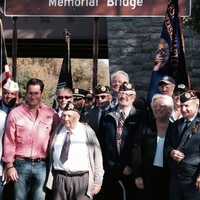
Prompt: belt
<box><xmin>15</xmin><ymin>156</ymin><xmax>46</xmax><ymax>163</ymax></box>
<box><xmin>54</xmin><ymin>170</ymin><xmax>88</xmax><ymax>176</ymax></box>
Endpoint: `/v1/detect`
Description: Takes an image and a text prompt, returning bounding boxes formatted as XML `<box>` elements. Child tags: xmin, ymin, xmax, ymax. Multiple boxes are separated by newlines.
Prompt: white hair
<box><xmin>151</xmin><ymin>94</ymin><xmax>174</xmax><ymax>111</ymax></box>
<box><xmin>56</xmin><ymin>87</ymin><xmax>73</xmax><ymax>95</ymax></box>
<box><xmin>111</xmin><ymin>70</ymin><xmax>129</xmax><ymax>82</ymax></box>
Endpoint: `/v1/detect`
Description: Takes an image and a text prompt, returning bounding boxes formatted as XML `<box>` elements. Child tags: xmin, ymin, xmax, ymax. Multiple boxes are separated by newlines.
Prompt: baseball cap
<box><xmin>3</xmin><ymin>79</ymin><xmax>19</xmax><ymax>92</ymax></box>
<box><xmin>159</xmin><ymin>76</ymin><xmax>176</xmax><ymax>86</ymax></box>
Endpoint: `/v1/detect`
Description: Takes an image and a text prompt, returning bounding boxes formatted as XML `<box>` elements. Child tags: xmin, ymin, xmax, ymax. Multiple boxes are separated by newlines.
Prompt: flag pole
<box><xmin>12</xmin><ymin>17</ymin><xmax>17</xmax><ymax>81</ymax></box>
<box><xmin>64</xmin><ymin>29</ymin><xmax>71</xmax><ymax>85</ymax></box>
<box><xmin>56</xmin><ymin>29</ymin><xmax>73</xmax><ymax>90</ymax></box>
<box><xmin>92</xmin><ymin>17</ymin><xmax>99</xmax><ymax>90</ymax></box>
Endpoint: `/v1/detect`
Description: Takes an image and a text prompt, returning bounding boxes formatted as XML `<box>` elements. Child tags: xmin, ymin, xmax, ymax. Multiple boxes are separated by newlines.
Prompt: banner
<box><xmin>147</xmin><ymin>0</ymin><xmax>190</xmax><ymax>103</ymax></box>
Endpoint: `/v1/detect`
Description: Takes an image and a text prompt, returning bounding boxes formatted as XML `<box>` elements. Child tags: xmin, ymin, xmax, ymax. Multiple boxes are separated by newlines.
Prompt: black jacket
<box><xmin>165</xmin><ymin>112</ymin><xmax>200</xmax><ymax>183</ymax></box>
<box><xmin>100</xmin><ymin>106</ymin><xmax>144</xmax><ymax>177</ymax></box>
<box><xmin>134</xmin><ymin>120</ymin><xmax>169</xmax><ymax>177</ymax></box>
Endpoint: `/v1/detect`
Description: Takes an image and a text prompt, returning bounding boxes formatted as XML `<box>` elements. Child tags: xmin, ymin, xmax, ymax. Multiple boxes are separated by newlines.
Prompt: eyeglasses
<box><xmin>95</xmin><ymin>95</ymin><xmax>107</xmax><ymax>100</ymax></box>
<box><xmin>57</xmin><ymin>96</ymin><xmax>72</xmax><ymax>100</ymax></box>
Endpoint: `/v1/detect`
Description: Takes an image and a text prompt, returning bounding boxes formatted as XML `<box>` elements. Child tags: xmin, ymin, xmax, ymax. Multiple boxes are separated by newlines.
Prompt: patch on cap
<box><xmin>74</xmin><ymin>88</ymin><xmax>79</xmax><ymax>94</ymax></box>
<box><xmin>119</xmin><ymin>82</ymin><xmax>135</xmax><ymax>91</ymax></box>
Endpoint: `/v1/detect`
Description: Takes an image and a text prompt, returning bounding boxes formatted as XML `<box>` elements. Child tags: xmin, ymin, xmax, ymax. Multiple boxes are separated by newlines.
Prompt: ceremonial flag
<box><xmin>57</xmin><ymin>51</ymin><xmax>73</xmax><ymax>89</ymax></box>
<box><xmin>147</xmin><ymin>0</ymin><xmax>190</xmax><ymax>103</ymax></box>
<box><xmin>57</xmin><ymin>31</ymin><xmax>73</xmax><ymax>89</ymax></box>
<box><xmin>53</xmin><ymin>31</ymin><xmax>73</xmax><ymax>108</ymax></box>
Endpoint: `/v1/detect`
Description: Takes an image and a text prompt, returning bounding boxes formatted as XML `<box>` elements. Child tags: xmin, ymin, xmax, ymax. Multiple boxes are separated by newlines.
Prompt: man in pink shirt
<box><xmin>3</xmin><ymin>78</ymin><xmax>59</xmax><ymax>200</ymax></box>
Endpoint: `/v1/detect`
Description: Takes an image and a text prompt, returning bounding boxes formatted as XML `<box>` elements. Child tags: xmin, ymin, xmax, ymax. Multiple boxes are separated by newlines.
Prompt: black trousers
<box><xmin>102</xmin><ymin>173</ymin><xmax>136</xmax><ymax>200</ymax></box>
<box><xmin>144</xmin><ymin>166</ymin><xmax>169</xmax><ymax>200</ymax></box>
<box><xmin>170</xmin><ymin>176</ymin><xmax>200</xmax><ymax>200</ymax></box>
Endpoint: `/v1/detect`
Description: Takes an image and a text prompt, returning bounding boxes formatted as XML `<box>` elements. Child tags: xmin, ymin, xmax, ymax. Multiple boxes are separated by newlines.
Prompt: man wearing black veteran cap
<box><xmin>46</xmin><ymin>102</ymin><xmax>104</xmax><ymax>200</ymax></box>
<box><xmin>170</xmin><ymin>84</ymin><xmax>188</xmax><ymax>122</ymax></box>
<box><xmin>158</xmin><ymin>75</ymin><xmax>176</xmax><ymax>97</ymax></box>
<box><xmin>84</xmin><ymin>89</ymin><xmax>95</xmax><ymax>113</ymax></box>
<box><xmin>85</xmin><ymin>85</ymin><xmax>113</xmax><ymax>142</ymax></box>
<box><xmin>165</xmin><ymin>90</ymin><xmax>200</xmax><ymax>200</ymax></box>
<box><xmin>100</xmin><ymin>82</ymin><xmax>144</xmax><ymax>200</ymax></box>
<box><xmin>72</xmin><ymin>88</ymin><xmax>87</xmax><ymax>121</ymax></box>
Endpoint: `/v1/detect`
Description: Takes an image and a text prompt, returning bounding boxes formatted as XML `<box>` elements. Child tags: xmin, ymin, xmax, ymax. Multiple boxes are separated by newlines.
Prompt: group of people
<box><xmin>0</xmin><ymin>70</ymin><xmax>200</xmax><ymax>200</ymax></box>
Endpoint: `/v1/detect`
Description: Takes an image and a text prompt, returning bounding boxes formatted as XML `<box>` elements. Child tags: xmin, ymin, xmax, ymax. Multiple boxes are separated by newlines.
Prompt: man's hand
<box><xmin>5</xmin><ymin>167</ymin><xmax>19</xmax><ymax>182</ymax></box>
<box><xmin>92</xmin><ymin>184</ymin><xmax>101</xmax><ymax>196</ymax></box>
<box><xmin>195</xmin><ymin>176</ymin><xmax>200</xmax><ymax>191</ymax></box>
<box><xmin>170</xmin><ymin>149</ymin><xmax>185</xmax><ymax>162</ymax></box>
<box><xmin>135</xmin><ymin>177</ymin><xmax>144</xmax><ymax>189</ymax></box>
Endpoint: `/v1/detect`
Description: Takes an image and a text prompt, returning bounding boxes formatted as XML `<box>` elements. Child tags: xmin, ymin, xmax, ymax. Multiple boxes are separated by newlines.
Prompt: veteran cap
<box><xmin>63</xmin><ymin>102</ymin><xmax>80</xmax><ymax>114</ymax></box>
<box><xmin>119</xmin><ymin>82</ymin><xmax>135</xmax><ymax>91</ymax></box>
<box><xmin>85</xmin><ymin>88</ymin><xmax>94</xmax><ymax>100</ymax></box>
<box><xmin>73</xmin><ymin>88</ymin><xmax>87</xmax><ymax>98</ymax></box>
<box><xmin>180</xmin><ymin>90</ymin><xmax>198</xmax><ymax>103</ymax></box>
<box><xmin>174</xmin><ymin>84</ymin><xmax>188</xmax><ymax>96</ymax></box>
<box><xmin>94</xmin><ymin>85</ymin><xmax>111</xmax><ymax>95</ymax></box>
<box><xmin>159</xmin><ymin>76</ymin><xmax>176</xmax><ymax>86</ymax></box>
<box><xmin>3</xmin><ymin>79</ymin><xmax>19</xmax><ymax>92</ymax></box>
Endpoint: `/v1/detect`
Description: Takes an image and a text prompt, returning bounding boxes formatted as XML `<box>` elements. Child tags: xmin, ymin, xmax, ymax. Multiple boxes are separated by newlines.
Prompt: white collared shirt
<box><xmin>53</xmin><ymin>122</ymin><xmax>89</xmax><ymax>172</ymax></box>
<box><xmin>57</xmin><ymin>108</ymin><xmax>64</xmax><ymax>118</ymax></box>
<box><xmin>153</xmin><ymin>135</ymin><xmax>165</xmax><ymax>168</ymax></box>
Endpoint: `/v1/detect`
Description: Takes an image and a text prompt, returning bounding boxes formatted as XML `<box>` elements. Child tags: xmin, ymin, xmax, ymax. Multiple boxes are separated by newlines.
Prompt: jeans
<box><xmin>14</xmin><ymin>159</ymin><xmax>47</xmax><ymax>200</ymax></box>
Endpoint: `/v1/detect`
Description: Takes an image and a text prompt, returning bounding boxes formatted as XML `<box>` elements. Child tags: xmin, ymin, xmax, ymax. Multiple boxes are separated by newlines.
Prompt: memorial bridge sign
<box><xmin>5</xmin><ymin>0</ymin><xmax>191</xmax><ymax>17</ymax></box>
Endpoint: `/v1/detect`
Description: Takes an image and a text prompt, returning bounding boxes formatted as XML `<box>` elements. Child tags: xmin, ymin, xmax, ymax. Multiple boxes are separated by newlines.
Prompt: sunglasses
<box><xmin>95</xmin><ymin>95</ymin><xmax>107</xmax><ymax>100</ymax></box>
<box><xmin>74</xmin><ymin>97</ymin><xmax>84</xmax><ymax>101</ymax></box>
<box><xmin>57</xmin><ymin>96</ymin><xmax>72</xmax><ymax>100</ymax></box>
<box><xmin>4</xmin><ymin>91</ymin><xmax>16</xmax><ymax>96</ymax></box>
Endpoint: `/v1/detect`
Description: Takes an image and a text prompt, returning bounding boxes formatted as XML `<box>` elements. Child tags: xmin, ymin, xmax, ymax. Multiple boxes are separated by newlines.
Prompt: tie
<box><xmin>181</xmin><ymin>120</ymin><xmax>190</xmax><ymax>133</ymax></box>
<box><xmin>60</xmin><ymin>131</ymin><xmax>71</xmax><ymax>164</ymax></box>
<box><xmin>116</xmin><ymin>111</ymin><xmax>126</xmax><ymax>153</ymax></box>
<box><xmin>178</xmin><ymin>120</ymin><xmax>191</xmax><ymax>150</ymax></box>
<box><xmin>117</xmin><ymin>111</ymin><xmax>125</xmax><ymax>137</ymax></box>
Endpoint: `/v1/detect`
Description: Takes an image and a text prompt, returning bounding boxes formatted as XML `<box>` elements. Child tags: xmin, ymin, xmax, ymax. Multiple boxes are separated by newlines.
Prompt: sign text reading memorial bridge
<box><xmin>5</xmin><ymin>0</ymin><xmax>191</xmax><ymax>17</ymax></box>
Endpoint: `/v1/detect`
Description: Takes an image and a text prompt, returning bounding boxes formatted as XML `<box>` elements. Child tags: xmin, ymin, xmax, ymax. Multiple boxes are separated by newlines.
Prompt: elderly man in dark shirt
<box><xmin>165</xmin><ymin>90</ymin><xmax>200</xmax><ymax>200</ymax></box>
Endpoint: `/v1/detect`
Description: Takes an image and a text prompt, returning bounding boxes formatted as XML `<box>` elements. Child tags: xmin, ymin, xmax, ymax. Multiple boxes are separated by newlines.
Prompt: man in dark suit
<box><xmin>85</xmin><ymin>85</ymin><xmax>113</xmax><ymax>142</ymax></box>
<box><xmin>165</xmin><ymin>90</ymin><xmax>200</xmax><ymax>200</ymax></box>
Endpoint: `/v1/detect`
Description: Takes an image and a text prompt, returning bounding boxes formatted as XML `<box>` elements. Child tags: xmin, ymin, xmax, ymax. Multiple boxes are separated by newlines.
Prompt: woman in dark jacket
<box><xmin>134</xmin><ymin>94</ymin><xmax>174</xmax><ymax>200</ymax></box>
